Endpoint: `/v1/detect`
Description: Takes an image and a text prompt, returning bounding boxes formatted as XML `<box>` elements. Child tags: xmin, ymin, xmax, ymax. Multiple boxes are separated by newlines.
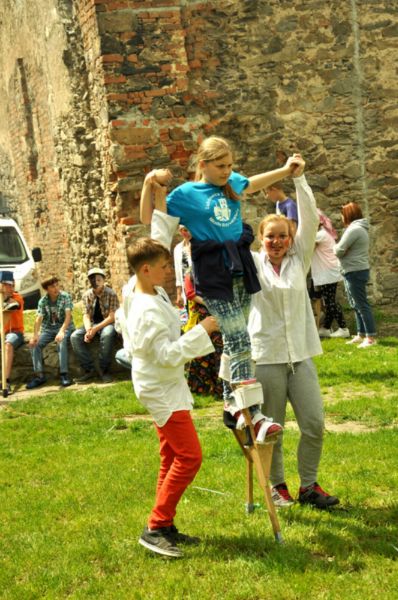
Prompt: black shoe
<box><xmin>138</xmin><ymin>526</ymin><xmax>182</xmax><ymax>558</ymax></box>
<box><xmin>26</xmin><ymin>375</ymin><xmax>47</xmax><ymax>390</ymax></box>
<box><xmin>6</xmin><ymin>381</ymin><xmax>12</xmax><ymax>396</ymax></box>
<box><xmin>298</xmin><ymin>482</ymin><xmax>340</xmax><ymax>509</ymax></box>
<box><xmin>60</xmin><ymin>374</ymin><xmax>72</xmax><ymax>387</ymax></box>
<box><xmin>100</xmin><ymin>371</ymin><xmax>113</xmax><ymax>384</ymax></box>
<box><xmin>168</xmin><ymin>525</ymin><xmax>200</xmax><ymax>546</ymax></box>
<box><xmin>75</xmin><ymin>370</ymin><xmax>96</xmax><ymax>383</ymax></box>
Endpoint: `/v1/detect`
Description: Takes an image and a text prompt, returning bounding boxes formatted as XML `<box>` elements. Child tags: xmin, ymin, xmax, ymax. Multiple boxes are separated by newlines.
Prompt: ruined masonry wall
<box><xmin>0</xmin><ymin>0</ymin><xmax>397</xmax><ymax>304</ymax></box>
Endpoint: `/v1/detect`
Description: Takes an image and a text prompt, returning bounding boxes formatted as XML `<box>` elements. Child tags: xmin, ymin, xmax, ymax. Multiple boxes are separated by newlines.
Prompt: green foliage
<box><xmin>0</xmin><ymin>337</ymin><xmax>397</xmax><ymax>599</ymax></box>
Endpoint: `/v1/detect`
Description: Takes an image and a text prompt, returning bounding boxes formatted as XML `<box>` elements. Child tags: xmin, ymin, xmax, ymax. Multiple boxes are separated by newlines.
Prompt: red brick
<box><xmin>101</xmin><ymin>54</ymin><xmax>124</xmax><ymax>63</ymax></box>
<box><xmin>104</xmin><ymin>74</ymin><xmax>127</xmax><ymax>84</ymax></box>
<box><xmin>119</xmin><ymin>216</ymin><xmax>135</xmax><ymax>225</ymax></box>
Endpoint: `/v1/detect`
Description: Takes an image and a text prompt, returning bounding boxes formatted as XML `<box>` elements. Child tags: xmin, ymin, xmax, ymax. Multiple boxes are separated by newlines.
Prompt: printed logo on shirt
<box><xmin>206</xmin><ymin>192</ymin><xmax>239</xmax><ymax>228</ymax></box>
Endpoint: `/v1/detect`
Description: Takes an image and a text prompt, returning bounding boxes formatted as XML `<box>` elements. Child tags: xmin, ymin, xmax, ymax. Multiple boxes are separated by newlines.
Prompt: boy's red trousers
<box><xmin>148</xmin><ymin>410</ymin><xmax>202</xmax><ymax>529</ymax></box>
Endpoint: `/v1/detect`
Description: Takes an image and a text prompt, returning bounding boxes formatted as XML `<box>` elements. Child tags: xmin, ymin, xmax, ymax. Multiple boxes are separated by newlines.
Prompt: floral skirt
<box><xmin>183</xmin><ymin>300</ymin><xmax>223</xmax><ymax>399</ymax></box>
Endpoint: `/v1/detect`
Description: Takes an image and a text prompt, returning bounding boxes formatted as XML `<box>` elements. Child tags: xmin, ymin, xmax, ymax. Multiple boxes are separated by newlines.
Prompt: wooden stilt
<box><xmin>233</xmin><ymin>408</ymin><xmax>283</xmax><ymax>543</ymax></box>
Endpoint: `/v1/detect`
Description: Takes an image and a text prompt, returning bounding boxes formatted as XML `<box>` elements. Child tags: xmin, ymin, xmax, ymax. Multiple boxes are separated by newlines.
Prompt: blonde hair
<box><xmin>194</xmin><ymin>136</ymin><xmax>239</xmax><ymax>201</ymax></box>
<box><xmin>258</xmin><ymin>214</ymin><xmax>296</xmax><ymax>240</ymax></box>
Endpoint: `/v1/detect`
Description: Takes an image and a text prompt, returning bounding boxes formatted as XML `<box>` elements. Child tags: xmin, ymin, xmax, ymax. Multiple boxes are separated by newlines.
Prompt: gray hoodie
<box><xmin>334</xmin><ymin>218</ymin><xmax>370</xmax><ymax>274</ymax></box>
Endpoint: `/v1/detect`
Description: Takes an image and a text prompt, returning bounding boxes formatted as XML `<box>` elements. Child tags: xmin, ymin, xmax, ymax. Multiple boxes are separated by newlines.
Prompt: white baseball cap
<box><xmin>87</xmin><ymin>267</ymin><xmax>105</xmax><ymax>278</ymax></box>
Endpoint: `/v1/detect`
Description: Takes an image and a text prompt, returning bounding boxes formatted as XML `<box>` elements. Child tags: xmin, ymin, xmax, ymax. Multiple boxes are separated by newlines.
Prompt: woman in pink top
<box><xmin>311</xmin><ymin>210</ymin><xmax>349</xmax><ymax>338</ymax></box>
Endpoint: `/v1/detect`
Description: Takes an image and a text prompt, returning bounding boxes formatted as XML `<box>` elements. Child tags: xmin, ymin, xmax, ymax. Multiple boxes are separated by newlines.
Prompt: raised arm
<box><xmin>245</xmin><ymin>154</ymin><xmax>304</xmax><ymax>195</ymax></box>
<box><xmin>140</xmin><ymin>169</ymin><xmax>172</xmax><ymax>224</ymax></box>
<box><xmin>292</xmin><ymin>162</ymin><xmax>320</xmax><ymax>271</ymax></box>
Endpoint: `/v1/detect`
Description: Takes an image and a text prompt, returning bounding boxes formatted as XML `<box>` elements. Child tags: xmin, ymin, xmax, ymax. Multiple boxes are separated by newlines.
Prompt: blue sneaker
<box><xmin>26</xmin><ymin>375</ymin><xmax>46</xmax><ymax>390</ymax></box>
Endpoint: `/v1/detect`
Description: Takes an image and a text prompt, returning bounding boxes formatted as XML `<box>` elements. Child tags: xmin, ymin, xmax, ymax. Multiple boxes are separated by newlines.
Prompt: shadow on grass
<box><xmin>202</xmin><ymin>503</ymin><xmax>398</xmax><ymax>572</ymax></box>
<box><xmin>377</xmin><ymin>338</ymin><xmax>398</xmax><ymax>348</ymax></box>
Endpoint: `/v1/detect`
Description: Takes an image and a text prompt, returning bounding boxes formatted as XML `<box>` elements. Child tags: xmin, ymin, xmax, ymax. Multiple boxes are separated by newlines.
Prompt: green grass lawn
<box><xmin>0</xmin><ymin>334</ymin><xmax>397</xmax><ymax>599</ymax></box>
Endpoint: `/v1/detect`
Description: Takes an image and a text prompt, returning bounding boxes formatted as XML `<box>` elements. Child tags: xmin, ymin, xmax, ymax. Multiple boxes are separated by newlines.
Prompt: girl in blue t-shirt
<box><xmin>140</xmin><ymin>136</ymin><xmax>302</xmax><ymax>442</ymax></box>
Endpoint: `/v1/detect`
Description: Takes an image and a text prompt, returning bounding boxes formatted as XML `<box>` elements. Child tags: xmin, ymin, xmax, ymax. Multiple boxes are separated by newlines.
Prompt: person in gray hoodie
<box><xmin>334</xmin><ymin>202</ymin><xmax>376</xmax><ymax>348</ymax></box>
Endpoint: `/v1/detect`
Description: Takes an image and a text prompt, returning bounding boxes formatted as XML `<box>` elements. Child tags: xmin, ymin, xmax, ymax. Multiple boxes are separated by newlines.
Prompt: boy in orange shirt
<box><xmin>0</xmin><ymin>271</ymin><xmax>25</xmax><ymax>394</ymax></box>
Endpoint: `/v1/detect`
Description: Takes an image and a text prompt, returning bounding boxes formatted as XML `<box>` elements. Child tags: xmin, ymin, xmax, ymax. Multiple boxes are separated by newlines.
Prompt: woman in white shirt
<box><xmin>248</xmin><ymin>173</ymin><xmax>340</xmax><ymax>510</ymax></box>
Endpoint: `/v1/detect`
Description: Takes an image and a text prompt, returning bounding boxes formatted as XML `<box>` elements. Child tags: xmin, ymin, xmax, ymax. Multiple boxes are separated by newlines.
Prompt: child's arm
<box><xmin>29</xmin><ymin>315</ymin><xmax>43</xmax><ymax>348</ymax></box>
<box><xmin>130</xmin><ymin>310</ymin><xmax>217</xmax><ymax>368</ymax></box>
<box><xmin>245</xmin><ymin>154</ymin><xmax>303</xmax><ymax>195</ymax></box>
<box><xmin>140</xmin><ymin>169</ymin><xmax>179</xmax><ymax>248</ymax></box>
<box><xmin>140</xmin><ymin>169</ymin><xmax>172</xmax><ymax>224</ymax></box>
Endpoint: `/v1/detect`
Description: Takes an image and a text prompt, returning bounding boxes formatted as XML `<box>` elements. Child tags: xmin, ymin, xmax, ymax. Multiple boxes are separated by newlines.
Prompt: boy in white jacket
<box><xmin>127</xmin><ymin>237</ymin><xmax>217</xmax><ymax>558</ymax></box>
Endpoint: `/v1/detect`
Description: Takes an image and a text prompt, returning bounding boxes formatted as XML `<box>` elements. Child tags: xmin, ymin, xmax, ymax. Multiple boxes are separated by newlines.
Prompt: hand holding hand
<box><xmin>286</xmin><ymin>153</ymin><xmax>305</xmax><ymax>177</ymax></box>
<box><xmin>145</xmin><ymin>168</ymin><xmax>172</xmax><ymax>189</ymax></box>
<box><xmin>200</xmin><ymin>316</ymin><xmax>219</xmax><ymax>335</ymax></box>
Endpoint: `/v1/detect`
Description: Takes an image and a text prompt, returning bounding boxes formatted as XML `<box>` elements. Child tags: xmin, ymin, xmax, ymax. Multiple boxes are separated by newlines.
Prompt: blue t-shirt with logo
<box><xmin>166</xmin><ymin>171</ymin><xmax>249</xmax><ymax>242</ymax></box>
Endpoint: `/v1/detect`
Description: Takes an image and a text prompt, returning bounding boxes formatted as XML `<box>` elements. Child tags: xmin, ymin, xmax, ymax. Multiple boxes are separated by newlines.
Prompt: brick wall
<box><xmin>0</xmin><ymin>0</ymin><xmax>397</xmax><ymax>304</ymax></box>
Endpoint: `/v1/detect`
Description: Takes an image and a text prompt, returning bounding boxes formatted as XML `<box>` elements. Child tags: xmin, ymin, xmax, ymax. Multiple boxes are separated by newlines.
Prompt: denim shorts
<box><xmin>5</xmin><ymin>332</ymin><xmax>25</xmax><ymax>349</ymax></box>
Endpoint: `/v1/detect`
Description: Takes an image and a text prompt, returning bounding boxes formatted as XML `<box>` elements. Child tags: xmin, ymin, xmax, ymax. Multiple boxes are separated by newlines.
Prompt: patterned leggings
<box><xmin>203</xmin><ymin>277</ymin><xmax>253</xmax><ymax>385</ymax></box>
<box><xmin>318</xmin><ymin>283</ymin><xmax>346</xmax><ymax>329</ymax></box>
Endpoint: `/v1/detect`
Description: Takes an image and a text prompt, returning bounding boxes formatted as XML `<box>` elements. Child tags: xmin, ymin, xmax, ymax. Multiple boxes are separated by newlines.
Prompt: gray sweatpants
<box><xmin>255</xmin><ymin>359</ymin><xmax>324</xmax><ymax>488</ymax></box>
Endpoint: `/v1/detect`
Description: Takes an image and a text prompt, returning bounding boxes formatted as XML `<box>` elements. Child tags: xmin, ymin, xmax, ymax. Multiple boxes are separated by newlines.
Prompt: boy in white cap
<box><xmin>0</xmin><ymin>271</ymin><xmax>25</xmax><ymax>394</ymax></box>
<box><xmin>70</xmin><ymin>268</ymin><xmax>119</xmax><ymax>383</ymax></box>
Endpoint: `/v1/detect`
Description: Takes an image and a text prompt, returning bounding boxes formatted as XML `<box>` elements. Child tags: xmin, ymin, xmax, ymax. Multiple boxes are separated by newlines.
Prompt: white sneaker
<box><xmin>330</xmin><ymin>327</ymin><xmax>350</xmax><ymax>338</ymax></box>
<box><xmin>346</xmin><ymin>335</ymin><xmax>363</xmax><ymax>345</ymax></box>
<box><xmin>318</xmin><ymin>327</ymin><xmax>331</xmax><ymax>338</ymax></box>
<box><xmin>358</xmin><ymin>338</ymin><xmax>377</xmax><ymax>348</ymax></box>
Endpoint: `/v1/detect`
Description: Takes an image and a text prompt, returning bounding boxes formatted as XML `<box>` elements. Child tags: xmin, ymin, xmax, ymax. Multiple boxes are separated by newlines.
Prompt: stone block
<box><xmin>109</xmin><ymin>126</ymin><xmax>154</xmax><ymax>145</ymax></box>
<box><xmin>98</xmin><ymin>10</ymin><xmax>137</xmax><ymax>34</ymax></box>
<box><xmin>6</xmin><ymin>337</ymin><xmax>125</xmax><ymax>384</ymax></box>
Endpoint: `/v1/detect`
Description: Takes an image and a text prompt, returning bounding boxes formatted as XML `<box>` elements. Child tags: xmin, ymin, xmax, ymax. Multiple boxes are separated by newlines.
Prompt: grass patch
<box><xmin>0</xmin><ymin>331</ymin><xmax>397</xmax><ymax>598</ymax></box>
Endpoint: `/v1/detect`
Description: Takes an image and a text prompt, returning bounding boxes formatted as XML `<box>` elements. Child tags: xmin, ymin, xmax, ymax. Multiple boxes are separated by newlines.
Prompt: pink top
<box><xmin>311</xmin><ymin>228</ymin><xmax>342</xmax><ymax>286</ymax></box>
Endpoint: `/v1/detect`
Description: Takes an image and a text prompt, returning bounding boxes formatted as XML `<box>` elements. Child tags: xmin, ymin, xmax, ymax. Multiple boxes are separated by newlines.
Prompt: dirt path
<box><xmin>0</xmin><ymin>381</ymin><xmax>391</xmax><ymax>434</ymax></box>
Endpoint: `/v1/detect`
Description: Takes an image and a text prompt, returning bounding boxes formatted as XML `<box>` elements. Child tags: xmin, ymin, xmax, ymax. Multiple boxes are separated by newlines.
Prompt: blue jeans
<box><xmin>31</xmin><ymin>325</ymin><xmax>74</xmax><ymax>374</ymax></box>
<box><xmin>344</xmin><ymin>270</ymin><xmax>376</xmax><ymax>336</ymax></box>
<box><xmin>115</xmin><ymin>348</ymin><xmax>131</xmax><ymax>370</ymax></box>
<box><xmin>5</xmin><ymin>332</ymin><xmax>25</xmax><ymax>349</ymax></box>
<box><xmin>203</xmin><ymin>277</ymin><xmax>253</xmax><ymax>385</ymax></box>
<box><xmin>71</xmin><ymin>325</ymin><xmax>116</xmax><ymax>372</ymax></box>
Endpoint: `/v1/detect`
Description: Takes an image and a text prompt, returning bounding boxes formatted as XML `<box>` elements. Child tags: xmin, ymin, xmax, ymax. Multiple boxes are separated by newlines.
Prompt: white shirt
<box><xmin>128</xmin><ymin>291</ymin><xmax>214</xmax><ymax>427</ymax></box>
<box><xmin>311</xmin><ymin>228</ymin><xmax>342</xmax><ymax>286</ymax></box>
<box><xmin>248</xmin><ymin>175</ymin><xmax>322</xmax><ymax>365</ymax></box>
<box><xmin>115</xmin><ymin>209</ymin><xmax>181</xmax><ymax>360</ymax></box>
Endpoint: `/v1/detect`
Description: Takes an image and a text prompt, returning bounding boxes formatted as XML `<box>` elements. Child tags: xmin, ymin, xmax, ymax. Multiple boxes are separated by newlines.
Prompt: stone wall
<box><xmin>0</xmin><ymin>0</ymin><xmax>397</xmax><ymax>304</ymax></box>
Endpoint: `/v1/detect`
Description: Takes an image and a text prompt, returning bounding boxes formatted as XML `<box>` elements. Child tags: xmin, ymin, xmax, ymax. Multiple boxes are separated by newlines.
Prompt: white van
<box><xmin>0</xmin><ymin>217</ymin><xmax>42</xmax><ymax>309</ymax></box>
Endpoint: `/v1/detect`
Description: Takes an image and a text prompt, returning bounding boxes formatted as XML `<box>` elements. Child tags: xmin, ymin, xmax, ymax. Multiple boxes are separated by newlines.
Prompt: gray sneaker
<box><xmin>139</xmin><ymin>526</ymin><xmax>183</xmax><ymax>558</ymax></box>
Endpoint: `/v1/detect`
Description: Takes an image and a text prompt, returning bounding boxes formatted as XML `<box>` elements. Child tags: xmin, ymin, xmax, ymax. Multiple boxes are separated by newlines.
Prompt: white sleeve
<box><xmin>292</xmin><ymin>175</ymin><xmax>319</xmax><ymax>272</ymax></box>
<box><xmin>151</xmin><ymin>209</ymin><xmax>179</xmax><ymax>250</ymax></box>
<box><xmin>173</xmin><ymin>243</ymin><xmax>183</xmax><ymax>287</ymax></box>
<box><xmin>131</xmin><ymin>313</ymin><xmax>214</xmax><ymax>368</ymax></box>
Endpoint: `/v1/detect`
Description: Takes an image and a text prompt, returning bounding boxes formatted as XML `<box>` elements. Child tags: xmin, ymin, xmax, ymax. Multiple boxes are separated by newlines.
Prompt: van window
<box><xmin>0</xmin><ymin>227</ymin><xmax>29</xmax><ymax>265</ymax></box>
